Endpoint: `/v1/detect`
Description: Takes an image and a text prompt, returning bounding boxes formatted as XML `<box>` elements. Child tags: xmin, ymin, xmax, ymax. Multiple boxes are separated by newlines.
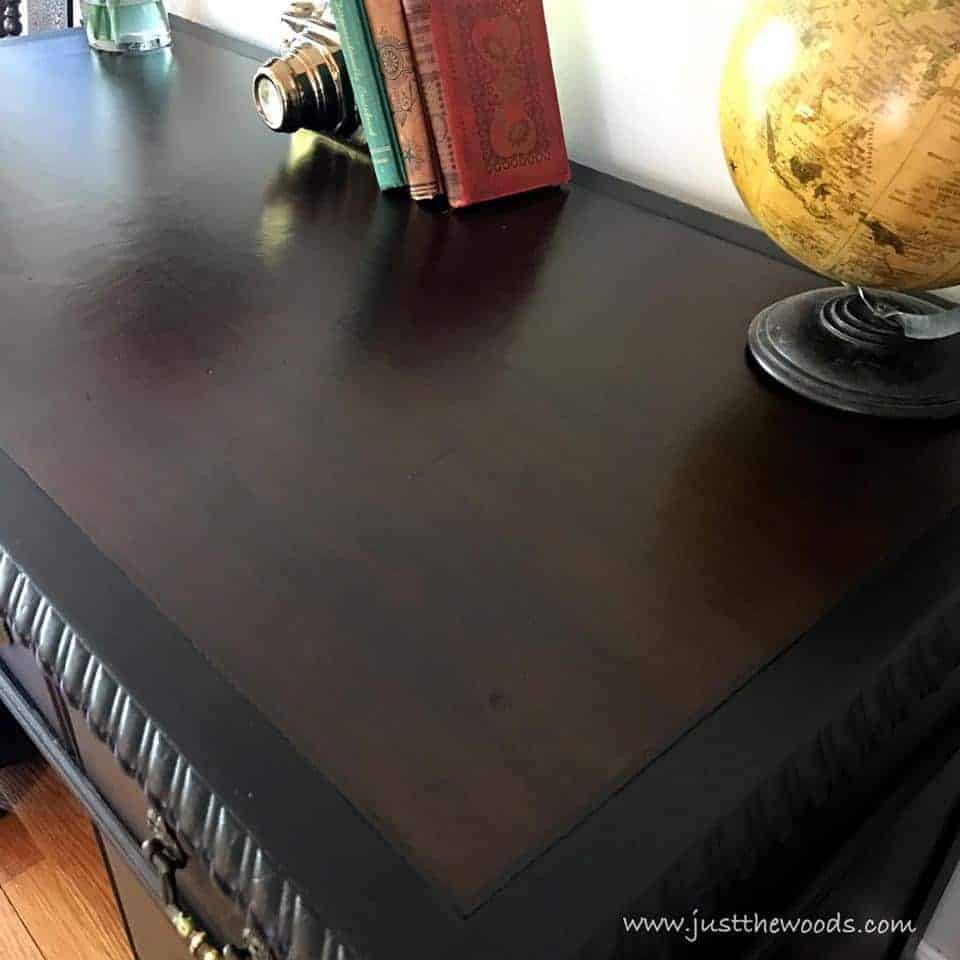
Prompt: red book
<box><xmin>402</xmin><ymin>0</ymin><xmax>571</xmax><ymax>208</ymax></box>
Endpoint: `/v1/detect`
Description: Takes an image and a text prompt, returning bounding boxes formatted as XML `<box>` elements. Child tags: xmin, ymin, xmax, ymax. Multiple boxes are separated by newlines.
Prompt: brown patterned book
<box><xmin>363</xmin><ymin>0</ymin><xmax>443</xmax><ymax>201</ymax></box>
<box><xmin>401</xmin><ymin>0</ymin><xmax>570</xmax><ymax>208</ymax></box>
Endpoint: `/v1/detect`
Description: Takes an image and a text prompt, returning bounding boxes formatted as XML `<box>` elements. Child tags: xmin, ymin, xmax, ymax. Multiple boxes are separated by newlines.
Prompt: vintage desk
<box><xmin>3</xmin><ymin>20</ymin><xmax>960</xmax><ymax>960</ymax></box>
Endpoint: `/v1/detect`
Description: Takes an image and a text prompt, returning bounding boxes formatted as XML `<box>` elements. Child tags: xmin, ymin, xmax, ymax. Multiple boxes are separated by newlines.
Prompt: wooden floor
<box><xmin>0</xmin><ymin>757</ymin><xmax>132</xmax><ymax>960</ymax></box>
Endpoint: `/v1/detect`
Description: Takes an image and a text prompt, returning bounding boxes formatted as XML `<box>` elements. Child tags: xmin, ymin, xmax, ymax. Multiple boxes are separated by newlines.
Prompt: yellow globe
<box><xmin>720</xmin><ymin>0</ymin><xmax>960</xmax><ymax>292</ymax></box>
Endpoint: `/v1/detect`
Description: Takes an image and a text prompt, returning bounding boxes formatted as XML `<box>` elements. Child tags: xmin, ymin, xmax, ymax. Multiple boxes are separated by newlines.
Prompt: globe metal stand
<box><xmin>748</xmin><ymin>287</ymin><xmax>960</xmax><ymax>419</ymax></box>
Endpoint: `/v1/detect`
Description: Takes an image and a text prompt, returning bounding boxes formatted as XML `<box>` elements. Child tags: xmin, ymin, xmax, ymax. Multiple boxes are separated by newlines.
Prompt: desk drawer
<box><xmin>103</xmin><ymin>836</ymin><xmax>189</xmax><ymax>960</ymax></box>
<box><xmin>0</xmin><ymin>641</ymin><xmax>70</xmax><ymax>745</ymax></box>
<box><xmin>0</xmin><ymin>562</ymin><xmax>275</xmax><ymax>960</ymax></box>
<box><xmin>67</xmin><ymin>702</ymin><xmax>250</xmax><ymax>957</ymax></box>
<box><xmin>0</xmin><ymin>646</ymin><xmax>254</xmax><ymax>960</ymax></box>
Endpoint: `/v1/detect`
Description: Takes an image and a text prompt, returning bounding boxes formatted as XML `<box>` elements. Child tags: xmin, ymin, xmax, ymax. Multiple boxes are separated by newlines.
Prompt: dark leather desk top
<box><xmin>6</xmin><ymin>21</ymin><xmax>960</xmax><ymax>960</ymax></box>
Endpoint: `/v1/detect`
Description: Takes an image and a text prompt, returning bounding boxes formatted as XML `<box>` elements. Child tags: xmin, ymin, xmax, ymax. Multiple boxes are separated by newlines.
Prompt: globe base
<box><xmin>748</xmin><ymin>288</ymin><xmax>960</xmax><ymax>419</ymax></box>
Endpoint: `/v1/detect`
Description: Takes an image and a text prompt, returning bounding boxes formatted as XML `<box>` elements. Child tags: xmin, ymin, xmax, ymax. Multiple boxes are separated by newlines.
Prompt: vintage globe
<box><xmin>720</xmin><ymin>0</ymin><xmax>960</xmax><ymax>292</ymax></box>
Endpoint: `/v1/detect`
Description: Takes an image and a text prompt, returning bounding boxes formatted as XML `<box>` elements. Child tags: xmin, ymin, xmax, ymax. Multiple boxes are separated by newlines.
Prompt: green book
<box><xmin>329</xmin><ymin>0</ymin><xmax>406</xmax><ymax>191</ymax></box>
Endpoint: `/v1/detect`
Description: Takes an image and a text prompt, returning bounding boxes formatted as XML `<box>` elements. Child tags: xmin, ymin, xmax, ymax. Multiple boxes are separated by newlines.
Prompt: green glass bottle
<box><xmin>82</xmin><ymin>0</ymin><xmax>172</xmax><ymax>54</ymax></box>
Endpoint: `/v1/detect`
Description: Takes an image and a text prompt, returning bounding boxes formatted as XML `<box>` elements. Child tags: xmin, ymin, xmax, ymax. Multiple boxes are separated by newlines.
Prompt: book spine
<box><xmin>363</xmin><ymin>0</ymin><xmax>443</xmax><ymax>201</ymax></box>
<box><xmin>414</xmin><ymin>0</ymin><xmax>572</xmax><ymax>209</ymax></box>
<box><xmin>400</xmin><ymin>0</ymin><xmax>463</xmax><ymax>206</ymax></box>
<box><xmin>329</xmin><ymin>0</ymin><xmax>407</xmax><ymax>192</ymax></box>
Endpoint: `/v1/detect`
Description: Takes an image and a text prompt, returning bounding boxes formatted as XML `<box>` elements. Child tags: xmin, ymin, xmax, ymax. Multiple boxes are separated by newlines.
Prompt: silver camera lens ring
<box><xmin>254</xmin><ymin>57</ymin><xmax>300</xmax><ymax>132</ymax></box>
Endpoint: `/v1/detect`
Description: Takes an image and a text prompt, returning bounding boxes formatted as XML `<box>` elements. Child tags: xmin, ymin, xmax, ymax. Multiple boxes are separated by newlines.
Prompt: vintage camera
<box><xmin>253</xmin><ymin>2</ymin><xmax>360</xmax><ymax>138</ymax></box>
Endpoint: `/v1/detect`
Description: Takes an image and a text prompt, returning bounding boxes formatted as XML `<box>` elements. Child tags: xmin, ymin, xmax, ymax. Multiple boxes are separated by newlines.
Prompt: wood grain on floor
<box><xmin>0</xmin><ymin>891</ymin><xmax>43</xmax><ymax>960</ymax></box>
<box><xmin>0</xmin><ymin>758</ymin><xmax>132</xmax><ymax>960</ymax></box>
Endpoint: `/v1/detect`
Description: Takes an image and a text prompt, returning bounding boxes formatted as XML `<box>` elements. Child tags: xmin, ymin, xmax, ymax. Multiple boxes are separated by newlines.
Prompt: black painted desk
<box><xmin>3</xmin><ymin>20</ymin><xmax>960</xmax><ymax>960</ymax></box>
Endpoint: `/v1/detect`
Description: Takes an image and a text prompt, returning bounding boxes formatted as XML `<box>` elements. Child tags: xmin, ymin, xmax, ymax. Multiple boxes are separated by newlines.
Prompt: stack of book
<box><xmin>328</xmin><ymin>0</ymin><xmax>571</xmax><ymax>207</ymax></box>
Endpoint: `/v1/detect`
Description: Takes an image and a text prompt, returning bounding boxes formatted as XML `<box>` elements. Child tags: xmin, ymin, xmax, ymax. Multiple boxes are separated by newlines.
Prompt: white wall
<box><xmin>165</xmin><ymin>0</ymin><xmax>287</xmax><ymax>52</ymax></box>
<box><xmin>164</xmin><ymin>0</ymin><xmax>755</xmax><ymax>225</ymax></box>
<box><xmin>545</xmin><ymin>0</ymin><xmax>751</xmax><ymax>223</ymax></box>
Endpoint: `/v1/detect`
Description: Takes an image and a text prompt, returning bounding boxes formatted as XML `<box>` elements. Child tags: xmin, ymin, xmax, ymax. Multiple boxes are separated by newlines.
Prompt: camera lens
<box><xmin>254</xmin><ymin>41</ymin><xmax>359</xmax><ymax>137</ymax></box>
<box><xmin>255</xmin><ymin>75</ymin><xmax>287</xmax><ymax>131</ymax></box>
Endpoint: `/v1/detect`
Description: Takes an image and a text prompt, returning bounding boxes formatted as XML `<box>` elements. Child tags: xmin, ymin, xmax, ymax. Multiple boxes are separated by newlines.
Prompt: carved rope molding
<box><xmin>0</xmin><ymin>549</ymin><xmax>363</xmax><ymax>960</ymax></box>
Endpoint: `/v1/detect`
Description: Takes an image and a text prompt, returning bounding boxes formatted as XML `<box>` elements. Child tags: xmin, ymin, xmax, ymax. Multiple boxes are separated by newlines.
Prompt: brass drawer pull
<box><xmin>142</xmin><ymin>808</ymin><xmax>272</xmax><ymax>960</ymax></box>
